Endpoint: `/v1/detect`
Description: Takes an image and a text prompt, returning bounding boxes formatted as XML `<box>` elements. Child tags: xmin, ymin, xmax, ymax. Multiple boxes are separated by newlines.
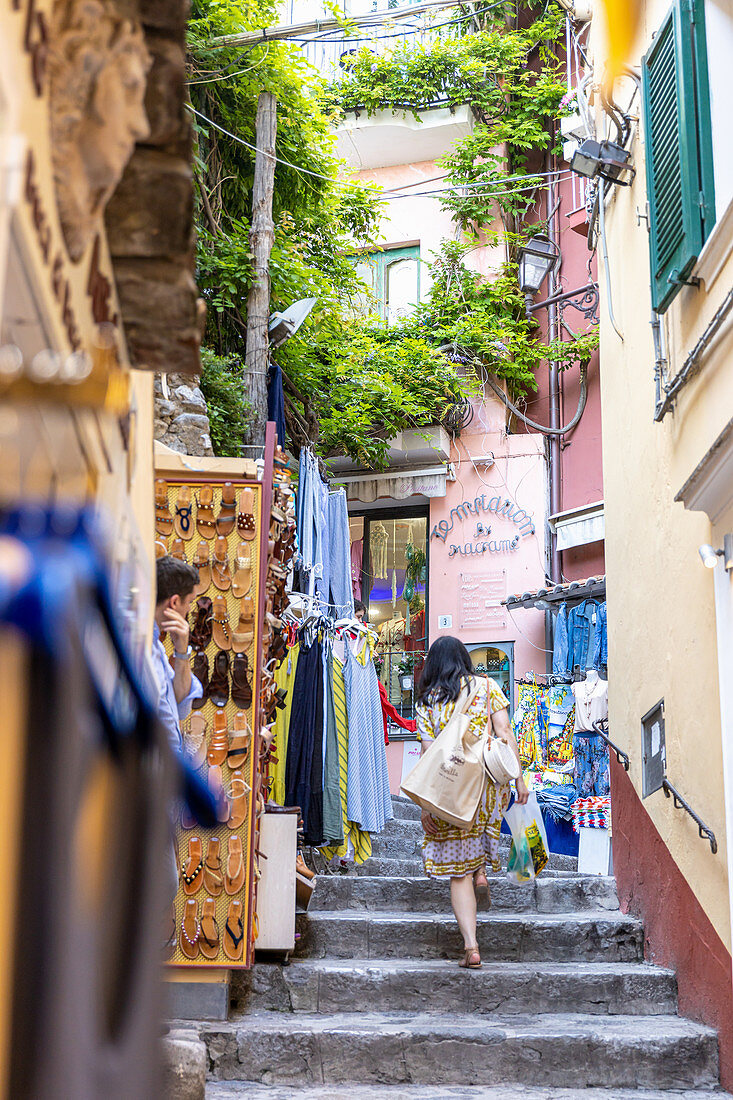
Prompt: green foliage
<box><xmin>189</xmin><ymin>0</ymin><xmax>594</xmax><ymax>467</ymax></box>
<box><xmin>199</xmin><ymin>347</ymin><xmax>253</xmax><ymax>457</ymax></box>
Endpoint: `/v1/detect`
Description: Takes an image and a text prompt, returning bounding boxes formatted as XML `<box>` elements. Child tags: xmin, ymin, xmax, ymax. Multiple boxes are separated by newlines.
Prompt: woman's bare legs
<box><xmin>450</xmin><ymin>874</ymin><xmax>479</xmax><ymax>963</ymax></box>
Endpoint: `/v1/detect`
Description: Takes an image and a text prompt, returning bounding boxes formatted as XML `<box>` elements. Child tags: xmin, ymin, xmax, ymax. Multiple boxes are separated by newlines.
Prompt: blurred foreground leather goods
<box><xmin>0</xmin><ymin>504</ymin><xmax>213</xmax><ymax>1099</ymax></box>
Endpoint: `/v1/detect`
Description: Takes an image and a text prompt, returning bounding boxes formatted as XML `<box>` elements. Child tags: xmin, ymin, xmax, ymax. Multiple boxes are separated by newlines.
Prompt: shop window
<box><xmin>350</xmin><ymin>245</ymin><xmax>421</xmax><ymax>322</ymax></box>
<box><xmin>641</xmin><ymin>0</ymin><xmax>715</xmax><ymax>312</ymax></box>
<box><xmin>467</xmin><ymin>643</ymin><xmax>514</xmax><ymax>716</ymax></box>
<box><xmin>349</xmin><ymin>508</ymin><xmax>428</xmax><ymax>724</ymax></box>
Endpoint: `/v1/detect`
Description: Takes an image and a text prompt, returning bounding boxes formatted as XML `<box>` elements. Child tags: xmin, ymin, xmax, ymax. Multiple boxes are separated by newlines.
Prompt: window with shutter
<box><xmin>642</xmin><ymin>0</ymin><xmax>715</xmax><ymax>313</ymax></box>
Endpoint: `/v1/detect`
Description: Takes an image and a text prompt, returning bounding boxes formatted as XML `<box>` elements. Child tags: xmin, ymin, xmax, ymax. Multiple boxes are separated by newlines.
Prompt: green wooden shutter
<box><xmin>642</xmin><ymin>0</ymin><xmax>715</xmax><ymax>313</ymax></box>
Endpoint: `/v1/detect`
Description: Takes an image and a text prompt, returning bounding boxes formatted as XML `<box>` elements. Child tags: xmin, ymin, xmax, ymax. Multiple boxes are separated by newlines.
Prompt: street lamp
<box><xmin>698</xmin><ymin>535</ymin><xmax>733</xmax><ymax>572</ymax></box>
<box><xmin>517</xmin><ymin>235</ymin><xmax>599</xmax><ymax>323</ymax></box>
<box><xmin>268</xmin><ymin>296</ymin><xmax>317</xmax><ymax>348</ymax></box>
<box><xmin>517</xmin><ymin>234</ymin><xmax>560</xmax><ymax>296</ymax></box>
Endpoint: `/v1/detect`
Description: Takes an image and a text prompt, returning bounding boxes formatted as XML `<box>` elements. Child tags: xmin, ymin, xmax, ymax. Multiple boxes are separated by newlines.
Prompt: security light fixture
<box><xmin>570</xmin><ymin>139</ymin><xmax>636</xmax><ymax>186</ymax></box>
<box><xmin>268</xmin><ymin>297</ymin><xmax>317</xmax><ymax>348</ymax></box>
<box><xmin>517</xmin><ymin>234</ymin><xmax>560</xmax><ymax>295</ymax></box>
<box><xmin>698</xmin><ymin>535</ymin><xmax>733</xmax><ymax>572</ymax></box>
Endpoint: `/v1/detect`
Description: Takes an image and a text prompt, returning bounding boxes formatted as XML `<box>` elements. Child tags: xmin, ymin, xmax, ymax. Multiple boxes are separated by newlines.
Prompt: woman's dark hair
<box><xmin>416</xmin><ymin>636</ymin><xmax>475</xmax><ymax>705</ymax></box>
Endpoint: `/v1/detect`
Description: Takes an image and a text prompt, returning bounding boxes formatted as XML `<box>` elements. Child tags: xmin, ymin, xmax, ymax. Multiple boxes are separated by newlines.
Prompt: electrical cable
<box><xmin>186</xmin><ymin>44</ymin><xmax>271</xmax><ymax>85</ymax></box>
<box><xmin>597</xmin><ymin>179</ymin><xmax>623</xmax><ymax>340</ymax></box>
<box><xmin>294</xmin><ymin>1</ymin><xmax>504</xmax><ymax>44</ymax></box>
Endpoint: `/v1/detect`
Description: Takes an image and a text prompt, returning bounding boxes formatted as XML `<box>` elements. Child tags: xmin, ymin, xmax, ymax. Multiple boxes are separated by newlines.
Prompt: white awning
<box><xmin>549</xmin><ymin>501</ymin><xmax>605</xmax><ymax>551</ymax></box>
<box><xmin>333</xmin><ymin>465</ymin><xmax>448</xmax><ymax>503</ymax></box>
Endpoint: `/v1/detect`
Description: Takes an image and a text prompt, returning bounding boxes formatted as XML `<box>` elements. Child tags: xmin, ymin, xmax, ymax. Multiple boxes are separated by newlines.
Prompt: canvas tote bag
<box><xmin>400</xmin><ymin>676</ymin><xmax>489</xmax><ymax>830</ymax></box>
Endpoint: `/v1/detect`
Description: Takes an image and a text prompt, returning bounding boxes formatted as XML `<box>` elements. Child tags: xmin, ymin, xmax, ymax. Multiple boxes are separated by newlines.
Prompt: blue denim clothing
<box><xmin>573</xmin><ymin>733</ymin><xmax>610</xmax><ymax>797</ymax></box>
<box><xmin>553</xmin><ymin>600</ymin><xmax>598</xmax><ymax>677</ymax></box>
<box><xmin>151</xmin><ymin>622</ymin><xmax>202</xmax><ymax>753</ymax></box>
<box><xmin>296</xmin><ymin>448</ymin><xmax>324</xmax><ymax>593</ymax></box>
<box><xmin>592</xmin><ymin>600</ymin><xmax>607</xmax><ymax>670</ymax></box>
<box><xmin>327</xmin><ymin>489</ymin><xmax>355</xmax><ymax>618</ymax></box>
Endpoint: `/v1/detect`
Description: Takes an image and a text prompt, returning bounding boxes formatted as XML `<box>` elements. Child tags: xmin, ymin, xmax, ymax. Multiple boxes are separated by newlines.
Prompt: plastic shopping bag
<box><xmin>504</xmin><ymin>791</ymin><xmax>550</xmax><ymax>883</ymax></box>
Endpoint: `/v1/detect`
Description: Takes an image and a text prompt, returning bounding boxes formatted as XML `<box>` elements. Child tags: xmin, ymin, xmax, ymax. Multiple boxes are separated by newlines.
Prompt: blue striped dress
<box><xmin>343</xmin><ymin>636</ymin><xmax>394</xmax><ymax>833</ymax></box>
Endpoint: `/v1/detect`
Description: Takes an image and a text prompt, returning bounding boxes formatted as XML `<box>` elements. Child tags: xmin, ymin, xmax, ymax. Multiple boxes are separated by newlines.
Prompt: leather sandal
<box><xmin>193</xmin><ymin>541</ymin><xmax>211</xmax><ymax>595</ymax></box>
<box><xmin>196</xmin><ymin>484</ymin><xmax>217</xmax><ymax>540</ymax></box>
<box><xmin>199</xmin><ymin>897</ymin><xmax>221</xmax><ymax>960</ymax></box>
<box><xmin>296</xmin><ymin>853</ymin><xmax>315</xmax><ymax>880</ymax></box>
<box><xmin>184</xmin><ymin>713</ymin><xmax>207</xmax><ymax>768</ymax></box>
<box><xmin>191</xmin><ymin>649</ymin><xmax>209</xmax><ymax>709</ymax></box>
<box><xmin>224</xmin><ymin>899</ymin><xmax>244</xmax><ymax>961</ymax></box>
<box><xmin>212</xmin><ymin>536</ymin><xmax>232</xmax><ymax>591</ymax></box>
<box><xmin>239</xmin><ymin>596</ymin><xmax>255</xmax><ymax>632</ymax></box>
<box><xmin>237</xmin><ymin>487</ymin><xmax>257</xmax><ymax>540</ymax></box>
<box><xmin>231</xmin><ymin>630</ymin><xmax>254</xmax><ymax>655</ymax></box>
<box><xmin>211</xmin><ymin>596</ymin><xmax>232</xmax><ymax>651</ymax></box>
<box><xmin>231</xmin><ymin>652</ymin><xmax>252</xmax><ymax>709</ymax></box>
<box><xmin>231</xmin><ymin>544</ymin><xmax>252</xmax><ymax>599</ymax></box>
<box><xmin>216</xmin><ymin>482</ymin><xmax>237</xmax><ymax>536</ymax></box>
<box><xmin>155</xmin><ymin>478</ymin><xmax>173</xmax><ymax>536</ymax></box>
<box><xmin>225</xmin><ymin>835</ymin><xmax>245</xmax><ymax>894</ymax></box>
<box><xmin>459</xmin><ymin>945</ymin><xmax>482</xmax><ymax>969</ymax></box>
<box><xmin>180</xmin><ymin>898</ymin><xmax>200</xmax><ymax>960</ymax></box>
<box><xmin>181</xmin><ymin>836</ymin><xmax>204</xmax><ymax>895</ymax></box>
<box><xmin>227</xmin><ymin>772</ymin><xmax>251</xmax><ymax>829</ymax></box>
<box><xmin>203</xmin><ymin>838</ymin><xmax>224</xmax><ymax>897</ymax></box>
<box><xmin>191</xmin><ymin>596</ymin><xmax>213</xmax><ymax>649</ymax></box>
<box><xmin>228</xmin><ymin>711</ymin><xmax>251</xmax><ymax>768</ymax></box>
<box><xmin>174</xmin><ymin>484</ymin><xmax>195</xmax><ymax>541</ymax></box>
<box><xmin>207</xmin><ymin>709</ymin><xmax>229</xmax><ymax>766</ymax></box>
<box><xmin>154</xmin><ymin>538</ymin><xmax>167</xmax><ymax>560</ymax></box>
<box><xmin>209</xmin><ymin>650</ymin><xmax>230</xmax><ymax>708</ymax></box>
<box><xmin>170</xmin><ymin>538</ymin><xmax>187</xmax><ymax>563</ymax></box>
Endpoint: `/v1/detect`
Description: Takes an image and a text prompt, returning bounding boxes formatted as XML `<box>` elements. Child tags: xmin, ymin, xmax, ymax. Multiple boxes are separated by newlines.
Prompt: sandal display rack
<box><xmin>157</xmin><ymin>444</ymin><xmax>273</xmax><ymax>968</ymax></box>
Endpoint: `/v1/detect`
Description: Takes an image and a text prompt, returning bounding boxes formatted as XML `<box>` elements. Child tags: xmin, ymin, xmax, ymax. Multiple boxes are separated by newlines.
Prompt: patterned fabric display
<box><xmin>511</xmin><ymin>682</ymin><xmax>548</xmax><ymax>767</ymax></box>
<box><xmin>547</xmin><ymin>684</ymin><xmax>575</xmax><ymax>767</ymax></box>
<box><xmin>572</xmin><ymin>795</ymin><xmax>611</xmax><ymax>832</ymax></box>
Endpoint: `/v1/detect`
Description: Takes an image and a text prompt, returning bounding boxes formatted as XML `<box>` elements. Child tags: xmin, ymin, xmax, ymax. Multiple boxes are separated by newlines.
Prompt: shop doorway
<box><xmin>466</xmin><ymin>642</ymin><xmax>515</xmax><ymax>715</ymax></box>
<box><xmin>349</xmin><ymin>505</ymin><xmax>428</xmax><ymax>722</ymax></box>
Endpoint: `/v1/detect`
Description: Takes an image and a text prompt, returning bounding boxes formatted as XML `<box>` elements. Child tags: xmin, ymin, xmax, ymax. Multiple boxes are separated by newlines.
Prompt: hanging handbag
<box><xmin>400</xmin><ymin>676</ymin><xmax>488</xmax><ymax>830</ymax></box>
<box><xmin>482</xmin><ymin>679</ymin><xmax>521</xmax><ymax>785</ymax></box>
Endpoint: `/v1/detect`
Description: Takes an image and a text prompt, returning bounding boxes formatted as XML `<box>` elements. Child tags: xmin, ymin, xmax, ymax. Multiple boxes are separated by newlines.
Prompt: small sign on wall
<box><xmin>459</xmin><ymin>571</ymin><xmax>507</xmax><ymax>631</ymax></box>
<box><xmin>401</xmin><ymin>740</ymin><xmax>423</xmax><ymax>785</ymax></box>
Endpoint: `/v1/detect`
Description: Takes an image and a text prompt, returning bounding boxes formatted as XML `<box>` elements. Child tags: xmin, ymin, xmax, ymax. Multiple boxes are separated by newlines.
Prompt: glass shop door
<box><xmin>467</xmin><ymin>642</ymin><xmax>515</xmax><ymax>715</ymax></box>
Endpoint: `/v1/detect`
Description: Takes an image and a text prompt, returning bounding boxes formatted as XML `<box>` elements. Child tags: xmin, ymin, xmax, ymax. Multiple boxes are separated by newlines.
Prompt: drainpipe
<box><xmin>547</xmin><ymin>149</ymin><xmax>562</xmax><ymax>583</ymax></box>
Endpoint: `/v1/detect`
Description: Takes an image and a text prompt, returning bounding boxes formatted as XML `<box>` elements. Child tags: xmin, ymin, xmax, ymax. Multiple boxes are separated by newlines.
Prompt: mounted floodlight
<box><xmin>517</xmin><ymin>234</ymin><xmax>560</xmax><ymax>295</ymax></box>
<box><xmin>268</xmin><ymin>297</ymin><xmax>317</xmax><ymax>348</ymax></box>
<box><xmin>570</xmin><ymin>139</ymin><xmax>636</xmax><ymax>186</ymax></box>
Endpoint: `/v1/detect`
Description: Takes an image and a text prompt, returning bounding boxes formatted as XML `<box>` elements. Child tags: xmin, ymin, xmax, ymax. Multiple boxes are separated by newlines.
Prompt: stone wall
<box><xmin>154</xmin><ymin>373</ymin><xmax>214</xmax><ymax>456</ymax></box>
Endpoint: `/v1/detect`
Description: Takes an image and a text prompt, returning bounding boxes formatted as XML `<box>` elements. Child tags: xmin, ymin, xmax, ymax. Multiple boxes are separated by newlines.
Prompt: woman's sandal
<box><xmin>174</xmin><ymin>484</ymin><xmax>194</xmax><ymax>541</ymax></box>
<box><xmin>207</xmin><ymin>709</ymin><xmax>229</xmax><ymax>766</ymax></box>
<box><xmin>180</xmin><ymin>898</ymin><xmax>200</xmax><ymax>960</ymax></box>
<box><xmin>203</xmin><ymin>837</ymin><xmax>224</xmax><ymax>897</ymax></box>
<box><xmin>237</xmin><ymin>487</ymin><xmax>256</xmax><ymax>541</ymax></box>
<box><xmin>209</xmin><ymin>651</ymin><xmax>230</xmax><ymax>708</ymax></box>
<box><xmin>193</xmin><ymin>541</ymin><xmax>211</xmax><ymax>594</ymax></box>
<box><xmin>224</xmin><ymin>899</ymin><xmax>244</xmax><ymax>961</ymax></box>
<box><xmin>211</xmin><ymin>596</ymin><xmax>232</xmax><ymax>651</ymax></box>
<box><xmin>459</xmin><ymin>945</ymin><xmax>482</xmax><ymax>969</ymax></box>
<box><xmin>155</xmin><ymin>479</ymin><xmax>173</xmax><ymax>536</ymax></box>
<box><xmin>212</xmin><ymin>536</ymin><xmax>232</xmax><ymax>591</ymax></box>
<box><xmin>196</xmin><ymin>485</ymin><xmax>217</xmax><ymax>540</ymax></box>
<box><xmin>225</xmin><ymin>835</ymin><xmax>245</xmax><ymax>894</ymax></box>
<box><xmin>181</xmin><ymin>836</ymin><xmax>204</xmax><ymax>895</ymax></box>
<box><xmin>199</xmin><ymin>897</ymin><xmax>221</xmax><ymax>960</ymax></box>
<box><xmin>217</xmin><ymin>482</ymin><xmax>237</xmax><ymax>536</ymax></box>
<box><xmin>184</xmin><ymin>713</ymin><xmax>207</xmax><ymax>769</ymax></box>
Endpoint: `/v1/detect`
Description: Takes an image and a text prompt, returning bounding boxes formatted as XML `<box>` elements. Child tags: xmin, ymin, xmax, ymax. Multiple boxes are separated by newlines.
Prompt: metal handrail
<box><xmin>662</xmin><ymin>779</ymin><xmax>718</xmax><ymax>854</ymax></box>
<box><xmin>592</xmin><ymin>719</ymin><xmax>630</xmax><ymax>771</ymax></box>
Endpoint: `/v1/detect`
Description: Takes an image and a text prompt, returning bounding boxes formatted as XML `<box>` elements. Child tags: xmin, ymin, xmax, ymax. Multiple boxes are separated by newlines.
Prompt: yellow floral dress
<box><xmin>416</xmin><ymin>676</ymin><xmax>511</xmax><ymax>880</ymax></box>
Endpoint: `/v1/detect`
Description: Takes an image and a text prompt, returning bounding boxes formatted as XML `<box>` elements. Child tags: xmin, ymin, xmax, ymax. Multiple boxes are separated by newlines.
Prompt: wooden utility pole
<box><xmin>243</xmin><ymin>91</ymin><xmax>277</xmax><ymax>447</ymax></box>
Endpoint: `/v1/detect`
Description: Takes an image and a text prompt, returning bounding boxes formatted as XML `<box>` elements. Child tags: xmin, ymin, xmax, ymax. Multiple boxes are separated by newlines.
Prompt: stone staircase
<box><xmin>194</xmin><ymin>796</ymin><xmax>731</xmax><ymax>1098</ymax></box>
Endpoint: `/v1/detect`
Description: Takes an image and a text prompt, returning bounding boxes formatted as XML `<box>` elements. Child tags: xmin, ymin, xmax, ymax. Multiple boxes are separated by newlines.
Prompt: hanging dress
<box><xmin>270</xmin><ymin>645</ymin><xmax>299</xmax><ymax>806</ymax></box>
<box><xmin>284</xmin><ymin>636</ymin><xmax>324</xmax><ymax>844</ymax></box>
<box><xmin>343</xmin><ymin>633</ymin><xmax>393</xmax><ymax>833</ymax></box>
<box><xmin>320</xmin><ymin>652</ymin><xmax>372</xmax><ymax>864</ymax></box>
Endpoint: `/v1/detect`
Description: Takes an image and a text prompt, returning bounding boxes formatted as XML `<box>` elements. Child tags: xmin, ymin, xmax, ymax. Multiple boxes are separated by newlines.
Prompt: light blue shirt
<box><xmin>151</xmin><ymin>622</ymin><xmax>203</xmax><ymax>753</ymax></box>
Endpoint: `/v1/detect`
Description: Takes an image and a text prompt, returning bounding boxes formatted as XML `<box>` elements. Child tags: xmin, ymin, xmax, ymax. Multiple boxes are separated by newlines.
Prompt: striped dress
<box><xmin>417</xmin><ymin>677</ymin><xmax>512</xmax><ymax>881</ymax></box>
<box><xmin>320</xmin><ymin>653</ymin><xmax>372</xmax><ymax>863</ymax></box>
<box><xmin>343</xmin><ymin>634</ymin><xmax>393</xmax><ymax>834</ymax></box>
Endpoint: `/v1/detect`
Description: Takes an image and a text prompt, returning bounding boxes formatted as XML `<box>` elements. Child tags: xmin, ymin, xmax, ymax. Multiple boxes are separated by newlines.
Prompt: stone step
<box><xmin>232</xmin><ymin>959</ymin><xmax>676</xmax><ymax>1017</ymax></box>
<box><xmin>207</xmin><ymin>1084</ymin><xmax>733</xmax><ymax>1100</ymax></box>
<box><xmin>390</xmin><ymin>796</ymin><xmax>422</xmax><ymax>821</ymax></box>
<box><xmin>200</xmin><ymin>1012</ymin><xmax>719</xmax><ymax>1089</ymax></box>
<box><xmin>309</xmin><ymin>874</ymin><xmax>617</xmax><ymax>913</ymax></box>
<box><xmin>294</xmin><ymin>910</ymin><xmax>644</xmax><ymax>962</ymax></box>
<box><xmin>352</xmin><ymin>857</ymin><xmax>425</xmax><ymax>877</ymax></box>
